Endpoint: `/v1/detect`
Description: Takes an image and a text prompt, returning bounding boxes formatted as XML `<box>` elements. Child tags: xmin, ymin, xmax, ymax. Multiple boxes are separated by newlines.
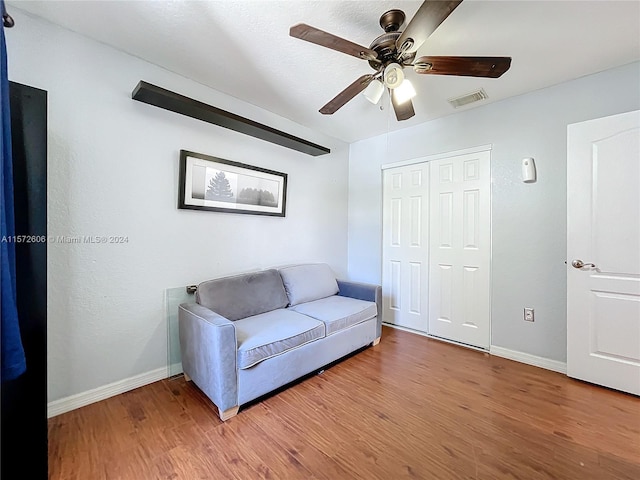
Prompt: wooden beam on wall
<box><xmin>131</xmin><ymin>81</ymin><xmax>330</xmax><ymax>157</ymax></box>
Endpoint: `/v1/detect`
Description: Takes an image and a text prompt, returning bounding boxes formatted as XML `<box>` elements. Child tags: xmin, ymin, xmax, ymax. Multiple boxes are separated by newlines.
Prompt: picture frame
<box><xmin>178</xmin><ymin>150</ymin><xmax>288</xmax><ymax>217</ymax></box>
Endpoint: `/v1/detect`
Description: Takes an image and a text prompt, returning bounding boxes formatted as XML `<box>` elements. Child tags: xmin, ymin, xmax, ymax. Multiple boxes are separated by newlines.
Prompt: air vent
<box><xmin>447</xmin><ymin>89</ymin><xmax>488</xmax><ymax>108</ymax></box>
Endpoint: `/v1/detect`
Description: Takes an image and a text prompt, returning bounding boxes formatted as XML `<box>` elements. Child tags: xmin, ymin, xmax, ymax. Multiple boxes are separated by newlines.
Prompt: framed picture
<box><xmin>178</xmin><ymin>150</ymin><xmax>287</xmax><ymax>217</ymax></box>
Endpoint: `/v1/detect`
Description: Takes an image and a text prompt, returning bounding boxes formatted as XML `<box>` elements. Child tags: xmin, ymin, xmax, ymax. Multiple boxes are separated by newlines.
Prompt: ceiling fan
<box><xmin>289</xmin><ymin>0</ymin><xmax>511</xmax><ymax>121</ymax></box>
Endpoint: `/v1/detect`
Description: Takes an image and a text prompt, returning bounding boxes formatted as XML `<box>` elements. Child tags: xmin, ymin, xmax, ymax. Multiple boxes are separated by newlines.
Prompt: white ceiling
<box><xmin>9</xmin><ymin>0</ymin><xmax>640</xmax><ymax>143</ymax></box>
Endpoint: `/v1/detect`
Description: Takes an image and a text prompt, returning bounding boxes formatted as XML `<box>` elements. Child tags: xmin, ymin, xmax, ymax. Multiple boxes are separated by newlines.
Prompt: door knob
<box><xmin>571</xmin><ymin>259</ymin><xmax>596</xmax><ymax>269</ymax></box>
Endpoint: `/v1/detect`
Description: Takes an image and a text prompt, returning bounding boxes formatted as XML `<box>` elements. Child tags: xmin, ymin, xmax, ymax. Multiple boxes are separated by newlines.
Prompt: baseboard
<box><xmin>47</xmin><ymin>366</ymin><xmax>170</xmax><ymax>418</ymax></box>
<box><xmin>383</xmin><ymin>323</ymin><xmax>567</xmax><ymax>374</ymax></box>
<box><xmin>382</xmin><ymin>322</ymin><xmax>488</xmax><ymax>352</ymax></box>
<box><xmin>490</xmin><ymin>346</ymin><xmax>567</xmax><ymax>374</ymax></box>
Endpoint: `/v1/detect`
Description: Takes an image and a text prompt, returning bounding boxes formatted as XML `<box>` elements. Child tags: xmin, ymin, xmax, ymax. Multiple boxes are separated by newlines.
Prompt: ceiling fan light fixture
<box><xmin>363</xmin><ymin>79</ymin><xmax>384</xmax><ymax>104</ymax></box>
<box><xmin>383</xmin><ymin>63</ymin><xmax>404</xmax><ymax>89</ymax></box>
<box><xmin>394</xmin><ymin>79</ymin><xmax>417</xmax><ymax>105</ymax></box>
<box><xmin>289</xmin><ymin>4</ymin><xmax>511</xmax><ymax>120</ymax></box>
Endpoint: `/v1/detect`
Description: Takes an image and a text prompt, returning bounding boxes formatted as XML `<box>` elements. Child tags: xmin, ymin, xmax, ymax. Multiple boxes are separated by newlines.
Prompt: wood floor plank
<box><xmin>250</xmin><ymin>402</ymin><xmax>355</xmax><ymax>480</ymax></box>
<box><xmin>48</xmin><ymin>327</ymin><xmax>640</xmax><ymax>479</ymax></box>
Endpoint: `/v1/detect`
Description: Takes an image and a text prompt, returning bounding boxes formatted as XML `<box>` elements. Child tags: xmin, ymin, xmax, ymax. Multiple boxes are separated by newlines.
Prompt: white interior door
<box><xmin>428</xmin><ymin>151</ymin><xmax>491</xmax><ymax>349</ymax></box>
<box><xmin>567</xmin><ymin>110</ymin><xmax>640</xmax><ymax>395</ymax></box>
<box><xmin>382</xmin><ymin>163</ymin><xmax>429</xmax><ymax>332</ymax></box>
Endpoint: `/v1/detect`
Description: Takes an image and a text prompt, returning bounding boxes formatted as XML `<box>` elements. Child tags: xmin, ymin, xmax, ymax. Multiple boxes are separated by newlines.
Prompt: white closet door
<box><xmin>428</xmin><ymin>151</ymin><xmax>491</xmax><ymax>349</ymax></box>
<box><xmin>382</xmin><ymin>163</ymin><xmax>430</xmax><ymax>332</ymax></box>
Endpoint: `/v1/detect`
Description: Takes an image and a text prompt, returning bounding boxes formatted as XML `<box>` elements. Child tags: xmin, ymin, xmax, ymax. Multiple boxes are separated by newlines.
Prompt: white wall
<box><xmin>348</xmin><ymin>61</ymin><xmax>640</xmax><ymax>363</ymax></box>
<box><xmin>7</xmin><ymin>10</ymin><xmax>350</xmax><ymax>403</ymax></box>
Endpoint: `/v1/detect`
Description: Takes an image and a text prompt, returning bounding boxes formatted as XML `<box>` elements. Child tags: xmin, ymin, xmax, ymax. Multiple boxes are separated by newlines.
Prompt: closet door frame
<box><xmin>381</xmin><ymin>144</ymin><xmax>492</xmax><ymax>350</ymax></box>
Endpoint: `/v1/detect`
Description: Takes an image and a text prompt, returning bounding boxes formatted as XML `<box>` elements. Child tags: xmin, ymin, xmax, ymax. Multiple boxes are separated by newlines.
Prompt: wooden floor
<box><xmin>48</xmin><ymin>327</ymin><xmax>640</xmax><ymax>480</ymax></box>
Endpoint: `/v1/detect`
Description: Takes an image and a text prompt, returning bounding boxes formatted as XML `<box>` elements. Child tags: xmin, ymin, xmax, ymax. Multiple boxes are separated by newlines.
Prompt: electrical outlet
<box><xmin>524</xmin><ymin>308</ymin><xmax>535</xmax><ymax>322</ymax></box>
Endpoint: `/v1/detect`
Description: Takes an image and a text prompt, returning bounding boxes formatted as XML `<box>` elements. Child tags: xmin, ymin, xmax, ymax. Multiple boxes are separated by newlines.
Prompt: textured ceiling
<box><xmin>9</xmin><ymin>0</ymin><xmax>640</xmax><ymax>143</ymax></box>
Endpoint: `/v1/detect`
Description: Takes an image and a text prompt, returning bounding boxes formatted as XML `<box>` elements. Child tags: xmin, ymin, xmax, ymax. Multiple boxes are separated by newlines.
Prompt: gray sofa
<box><xmin>178</xmin><ymin>263</ymin><xmax>382</xmax><ymax>421</ymax></box>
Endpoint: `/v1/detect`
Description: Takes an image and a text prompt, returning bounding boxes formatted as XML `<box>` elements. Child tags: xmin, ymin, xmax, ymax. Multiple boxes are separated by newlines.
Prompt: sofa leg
<box><xmin>372</xmin><ymin>337</ymin><xmax>381</xmax><ymax>346</ymax></box>
<box><xmin>218</xmin><ymin>406</ymin><xmax>239</xmax><ymax>421</ymax></box>
<box><xmin>183</xmin><ymin>373</ymin><xmax>191</xmax><ymax>382</ymax></box>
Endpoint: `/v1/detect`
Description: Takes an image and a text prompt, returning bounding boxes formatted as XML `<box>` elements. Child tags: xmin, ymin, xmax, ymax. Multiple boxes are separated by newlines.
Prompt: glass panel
<box><xmin>166</xmin><ymin>286</ymin><xmax>194</xmax><ymax>376</ymax></box>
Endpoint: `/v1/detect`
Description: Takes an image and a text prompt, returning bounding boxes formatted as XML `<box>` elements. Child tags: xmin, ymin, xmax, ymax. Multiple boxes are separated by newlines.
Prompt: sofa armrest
<box><xmin>336</xmin><ymin>280</ymin><xmax>382</xmax><ymax>338</ymax></box>
<box><xmin>178</xmin><ymin>303</ymin><xmax>238</xmax><ymax>412</ymax></box>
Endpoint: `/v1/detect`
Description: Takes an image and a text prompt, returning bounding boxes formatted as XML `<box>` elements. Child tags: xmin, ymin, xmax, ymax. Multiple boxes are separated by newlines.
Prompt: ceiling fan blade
<box><xmin>414</xmin><ymin>56</ymin><xmax>512</xmax><ymax>78</ymax></box>
<box><xmin>391</xmin><ymin>89</ymin><xmax>415</xmax><ymax>121</ymax></box>
<box><xmin>319</xmin><ymin>74</ymin><xmax>375</xmax><ymax>115</ymax></box>
<box><xmin>396</xmin><ymin>1</ymin><xmax>463</xmax><ymax>55</ymax></box>
<box><xmin>290</xmin><ymin>23</ymin><xmax>379</xmax><ymax>62</ymax></box>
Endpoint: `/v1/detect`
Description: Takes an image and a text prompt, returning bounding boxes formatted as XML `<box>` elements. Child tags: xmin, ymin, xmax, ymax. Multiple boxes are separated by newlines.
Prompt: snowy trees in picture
<box><xmin>179</xmin><ymin>150</ymin><xmax>287</xmax><ymax>216</ymax></box>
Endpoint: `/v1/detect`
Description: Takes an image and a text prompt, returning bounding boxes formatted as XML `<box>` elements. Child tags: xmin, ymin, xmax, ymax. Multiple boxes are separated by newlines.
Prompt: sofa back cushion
<box><xmin>278</xmin><ymin>263</ymin><xmax>339</xmax><ymax>306</ymax></box>
<box><xmin>196</xmin><ymin>269</ymin><xmax>289</xmax><ymax>321</ymax></box>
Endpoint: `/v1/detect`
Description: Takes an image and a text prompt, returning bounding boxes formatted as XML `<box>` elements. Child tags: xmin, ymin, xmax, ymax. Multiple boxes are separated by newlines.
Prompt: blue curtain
<box><xmin>1</xmin><ymin>0</ymin><xmax>26</xmax><ymax>382</ymax></box>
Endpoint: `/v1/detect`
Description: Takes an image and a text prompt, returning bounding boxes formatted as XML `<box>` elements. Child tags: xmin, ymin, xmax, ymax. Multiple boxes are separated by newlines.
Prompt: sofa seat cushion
<box><xmin>234</xmin><ymin>309</ymin><xmax>325</xmax><ymax>369</ymax></box>
<box><xmin>278</xmin><ymin>263</ymin><xmax>339</xmax><ymax>306</ymax></box>
<box><xmin>290</xmin><ymin>295</ymin><xmax>377</xmax><ymax>336</ymax></box>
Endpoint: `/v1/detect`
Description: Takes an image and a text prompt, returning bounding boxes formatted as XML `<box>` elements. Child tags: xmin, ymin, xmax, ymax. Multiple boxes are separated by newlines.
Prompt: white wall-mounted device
<box><xmin>522</xmin><ymin>157</ymin><xmax>537</xmax><ymax>183</ymax></box>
